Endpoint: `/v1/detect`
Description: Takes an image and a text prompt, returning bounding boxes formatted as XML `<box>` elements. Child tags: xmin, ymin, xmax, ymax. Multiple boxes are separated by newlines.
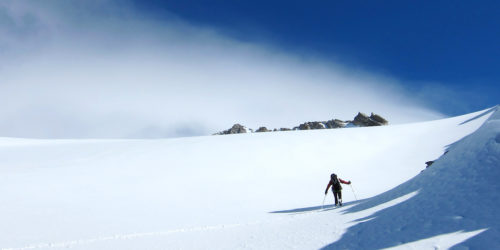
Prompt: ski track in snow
<box><xmin>2</xmin><ymin>222</ymin><xmax>257</xmax><ymax>250</ymax></box>
<box><xmin>3</xmin><ymin>191</ymin><xmax>419</xmax><ymax>250</ymax></box>
<box><xmin>2</xmin><ymin>216</ymin><xmax>303</xmax><ymax>249</ymax></box>
<box><xmin>3</xmin><ymin>216</ymin><xmax>297</xmax><ymax>250</ymax></box>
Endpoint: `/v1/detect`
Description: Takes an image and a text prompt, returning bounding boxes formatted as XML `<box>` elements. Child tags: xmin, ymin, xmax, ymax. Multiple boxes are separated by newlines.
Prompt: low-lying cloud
<box><xmin>0</xmin><ymin>1</ymin><xmax>444</xmax><ymax>139</ymax></box>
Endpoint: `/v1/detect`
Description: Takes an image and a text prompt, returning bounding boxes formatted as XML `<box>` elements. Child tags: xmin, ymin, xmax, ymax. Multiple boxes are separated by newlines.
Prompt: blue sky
<box><xmin>0</xmin><ymin>0</ymin><xmax>497</xmax><ymax>138</ymax></box>
<box><xmin>133</xmin><ymin>0</ymin><xmax>499</xmax><ymax>116</ymax></box>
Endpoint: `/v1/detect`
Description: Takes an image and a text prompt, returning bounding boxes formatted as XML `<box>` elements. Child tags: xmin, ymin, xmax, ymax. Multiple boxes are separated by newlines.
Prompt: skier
<box><xmin>325</xmin><ymin>173</ymin><xmax>351</xmax><ymax>206</ymax></box>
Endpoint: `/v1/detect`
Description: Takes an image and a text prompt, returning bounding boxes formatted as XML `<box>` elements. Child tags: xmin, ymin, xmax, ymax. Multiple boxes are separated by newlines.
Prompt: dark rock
<box><xmin>312</xmin><ymin>122</ymin><xmax>326</xmax><ymax>129</ymax></box>
<box><xmin>298</xmin><ymin>123</ymin><xmax>311</xmax><ymax>130</ymax></box>
<box><xmin>353</xmin><ymin>112</ymin><xmax>375</xmax><ymax>126</ymax></box>
<box><xmin>256</xmin><ymin>127</ymin><xmax>271</xmax><ymax>133</ymax></box>
<box><xmin>229</xmin><ymin>124</ymin><xmax>248</xmax><ymax>134</ymax></box>
<box><xmin>296</xmin><ymin>122</ymin><xmax>326</xmax><ymax>130</ymax></box>
<box><xmin>279</xmin><ymin>128</ymin><xmax>291</xmax><ymax>131</ymax></box>
<box><xmin>325</xmin><ymin>119</ymin><xmax>346</xmax><ymax>129</ymax></box>
<box><xmin>214</xmin><ymin>124</ymin><xmax>249</xmax><ymax>135</ymax></box>
<box><xmin>425</xmin><ymin>161</ymin><xmax>434</xmax><ymax>168</ymax></box>
<box><xmin>353</xmin><ymin>112</ymin><xmax>388</xmax><ymax>127</ymax></box>
<box><xmin>370</xmin><ymin>113</ymin><xmax>388</xmax><ymax>125</ymax></box>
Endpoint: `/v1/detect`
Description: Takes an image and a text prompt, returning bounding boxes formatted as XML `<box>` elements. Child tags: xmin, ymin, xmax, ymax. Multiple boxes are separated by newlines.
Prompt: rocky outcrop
<box><xmin>214</xmin><ymin>112</ymin><xmax>388</xmax><ymax>135</ymax></box>
<box><xmin>370</xmin><ymin>113</ymin><xmax>388</xmax><ymax>125</ymax></box>
<box><xmin>293</xmin><ymin>119</ymin><xmax>348</xmax><ymax>130</ymax></box>
<box><xmin>256</xmin><ymin>127</ymin><xmax>271</xmax><ymax>133</ymax></box>
<box><xmin>325</xmin><ymin>119</ymin><xmax>347</xmax><ymax>128</ymax></box>
<box><xmin>352</xmin><ymin>112</ymin><xmax>388</xmax><ymax>127</ymax></box>
<box><xmin>213</xmin><ymin>124</ymin><xmax>250</xmax><ymax>135</ymax></box>
<box><xmin>295</xmin><ymin>121</ymin><xmax>326</xmax><ymax>130</ymax></box>
<box><xmin>425</xmin><ymin>161</ymin><xmax>434</xmax><ymax>168</ymax></box>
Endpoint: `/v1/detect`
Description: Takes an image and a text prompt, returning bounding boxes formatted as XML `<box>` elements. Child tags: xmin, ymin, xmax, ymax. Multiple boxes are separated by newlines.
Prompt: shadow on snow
<box><xmin>270</xmin><ymin>200</ymin><xmax>365</xmax><ymax>214</ymax></box>
<box><xmin>321</xmin><ymin>106</ymin><xmax>500</xmax><ymax>249</ymax></box>
<box><xmin>459</xmin><ymin>106</ymin><xmax>498</xmax><ymax>125</ymax></box>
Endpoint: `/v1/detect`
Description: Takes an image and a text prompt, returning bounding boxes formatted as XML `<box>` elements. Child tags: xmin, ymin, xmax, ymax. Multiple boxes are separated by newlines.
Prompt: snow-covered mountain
<box><xmin>0</xmin><ymin>106</ymin><xmax>498</xmax><ymax>249</ymax></box>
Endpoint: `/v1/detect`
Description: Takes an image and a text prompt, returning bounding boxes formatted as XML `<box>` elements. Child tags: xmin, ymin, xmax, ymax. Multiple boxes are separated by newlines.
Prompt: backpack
<box><xmin>331</xmin><ymin>174</ymin><xmax>342</xmax><ymax>191</ymax></box>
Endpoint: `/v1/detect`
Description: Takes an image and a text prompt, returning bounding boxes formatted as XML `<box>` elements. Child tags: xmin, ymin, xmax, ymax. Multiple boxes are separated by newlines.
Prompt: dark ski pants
<box><xmin>332</xmin><ymin>190</ymin><xmax>342</xmax><ymax>205</ymax></box>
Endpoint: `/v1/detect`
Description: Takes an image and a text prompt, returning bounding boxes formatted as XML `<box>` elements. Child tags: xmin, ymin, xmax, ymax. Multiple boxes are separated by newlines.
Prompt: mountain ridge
<box><xmin>214</xmin><ymin>112</ymin><xmax>388</xmax><ymax>135</ymax></box>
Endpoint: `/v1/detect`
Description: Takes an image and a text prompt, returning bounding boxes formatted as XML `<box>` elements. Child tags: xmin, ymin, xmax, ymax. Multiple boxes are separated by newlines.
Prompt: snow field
<box><xmin>0</xmin><ymin>107</ymin><xmax>496</xmax><ymax>249</ymax></box>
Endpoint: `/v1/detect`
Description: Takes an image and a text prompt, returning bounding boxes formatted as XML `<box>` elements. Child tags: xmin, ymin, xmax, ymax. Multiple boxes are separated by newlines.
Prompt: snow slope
<box><xmin>324</xmin><ymin>106</ymin><xmax>500</xmax><ymax>249</ymax></box>
<box><xmin>0</xmin><ymin>106</ymin><xmax>497</xmax><ymax>249</ymax></box>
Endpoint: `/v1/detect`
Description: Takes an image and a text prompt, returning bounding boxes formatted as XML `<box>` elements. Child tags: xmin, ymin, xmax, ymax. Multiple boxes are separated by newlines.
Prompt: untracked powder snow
<box><xmin>0</xmin><ymin>106</ymin><xmax>498</xmax><ymax>249</ymax></box>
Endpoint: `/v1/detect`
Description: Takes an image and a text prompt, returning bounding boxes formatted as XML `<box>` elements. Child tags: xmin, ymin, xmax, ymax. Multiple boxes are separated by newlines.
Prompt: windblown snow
<box><xmin>0</xmin><ymin>106</ymin><xmax>498</xmax><ymax>250</ymax></box>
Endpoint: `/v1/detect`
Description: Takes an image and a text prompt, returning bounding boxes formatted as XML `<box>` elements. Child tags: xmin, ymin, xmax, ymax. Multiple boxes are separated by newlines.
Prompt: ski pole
<box><xmin>321</xmin><ymin>194</ymin><xmax>327</xmax><ymax>209</ymax></box>
<box><xmin>350</xmin><ymin>184</ymin><xmax>358</xmax><ymax>201</ymax></box>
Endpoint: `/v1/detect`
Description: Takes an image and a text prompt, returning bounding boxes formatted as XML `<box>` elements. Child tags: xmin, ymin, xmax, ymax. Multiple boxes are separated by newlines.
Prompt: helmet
<box><xmin>331</xmin><ymin>173</ymin><xmax>337</xmax><ymax>179</ymax></box>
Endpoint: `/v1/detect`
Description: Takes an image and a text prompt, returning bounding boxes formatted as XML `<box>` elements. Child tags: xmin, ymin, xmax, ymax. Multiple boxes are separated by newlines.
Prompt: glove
<box><xmin>348</xmin><ymin>181</ymin><xmax>352</xmax><ymax>184</ymax></box>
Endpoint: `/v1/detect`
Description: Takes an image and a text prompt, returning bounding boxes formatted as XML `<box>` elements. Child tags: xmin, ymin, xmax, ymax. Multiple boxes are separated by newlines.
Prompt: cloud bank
<box><xmin>0</xmin><ymin>1</ymin><xmax>443</xmax><ymax>139</ymax></box>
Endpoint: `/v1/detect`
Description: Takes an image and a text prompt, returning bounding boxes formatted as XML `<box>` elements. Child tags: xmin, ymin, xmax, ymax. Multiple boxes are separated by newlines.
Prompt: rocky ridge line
<box><xmin>214</xmin><ymin>112</ymin><xmax>388</xmax><ymax>135</ymax></box>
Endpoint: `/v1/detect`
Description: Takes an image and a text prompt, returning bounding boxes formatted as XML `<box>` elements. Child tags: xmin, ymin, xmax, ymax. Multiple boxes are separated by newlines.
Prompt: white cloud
<box><xmin>0</xmin><ymin>1</ymin><xmax>443</xmax><ymax>138</ymax></box>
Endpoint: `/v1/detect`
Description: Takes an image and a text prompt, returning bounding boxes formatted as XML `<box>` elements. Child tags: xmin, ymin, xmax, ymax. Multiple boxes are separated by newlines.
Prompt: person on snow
<box><xmin>325</xmin><ymin>173</ymin><xmax>351</xmax><ymax>206</ymax></box>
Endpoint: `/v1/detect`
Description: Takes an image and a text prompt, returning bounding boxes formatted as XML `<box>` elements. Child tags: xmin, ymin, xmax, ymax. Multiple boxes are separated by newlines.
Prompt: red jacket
<box><xmin>325</xmin><ymin>178</ymin><xmax>350</xmax><ymax>193</ymax></box>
